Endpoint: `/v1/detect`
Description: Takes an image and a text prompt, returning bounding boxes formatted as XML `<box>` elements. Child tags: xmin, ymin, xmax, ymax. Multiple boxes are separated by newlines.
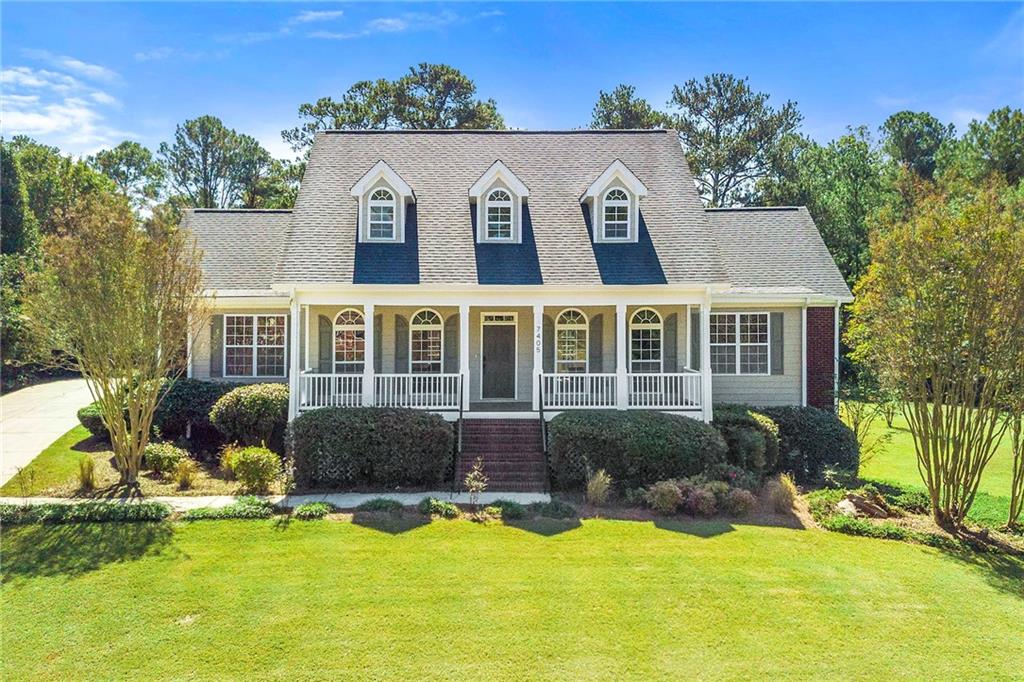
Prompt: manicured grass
<box><xmin>0</xmin><ymin>426</ymin><xmax>93</xmax><ymax>496</ymax></box>
<box><xmin>2</xmin><ymin>519</ymin><xmax>1022</xmax><ymax>679</ymax></box>
<box><xmin>858</xmin><ymin>408</ymin><xmax>1016</xmax><ymax>527</ymax></box>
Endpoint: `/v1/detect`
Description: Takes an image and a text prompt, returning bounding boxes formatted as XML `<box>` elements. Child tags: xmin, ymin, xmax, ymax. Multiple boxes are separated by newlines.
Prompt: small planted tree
<box><xmin>26</xmin><ymin>194</ymin><xmax>207</xmax><ymax>486</ymax></box>
<box><xmin>1009</xmin><ymin>409</ymin><xmax>1024</xmax><ymax>530</ymax></box>
<box><xmin>848</xmin><ymin>181</ymin><xmax>1024</xmax><ymax>529</ymax></box>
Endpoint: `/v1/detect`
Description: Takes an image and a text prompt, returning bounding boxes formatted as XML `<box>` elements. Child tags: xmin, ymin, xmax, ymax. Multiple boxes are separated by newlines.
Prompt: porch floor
<box><xmin>468</xmin><ymin>401</ymin><xmax>534</xmax><ymax>412</ymax></box>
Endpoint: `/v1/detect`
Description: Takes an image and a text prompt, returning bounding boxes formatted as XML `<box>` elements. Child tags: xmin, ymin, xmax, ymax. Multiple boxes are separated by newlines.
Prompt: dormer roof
<box><xmin>581</xmin><ymin>159</ymin><xmax>649</xmax><ymax>201</ymax></box>
<box><xmin>468</xmin><ymin>160</ymin><xmax>530</xmax><ymax>198</ymax></box>
<box><xmin>350</xmin><ymin>160</ymin><xmax>416</xmax><ymax>201</ymax></box>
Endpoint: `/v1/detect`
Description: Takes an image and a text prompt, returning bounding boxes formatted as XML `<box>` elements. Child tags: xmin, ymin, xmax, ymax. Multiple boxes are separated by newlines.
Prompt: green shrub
<box><xmin>705</xmin><ymin>463</ymin><xmax>760</xmax><ymax>491</ymax></box>
<box><xmin>143</xmin><ymin>442</ymin><xmax>187</xmax><ymax>475</ymax></box>
<box><xmin>0</xmin><ymin>501</ymin><xmax>171</xmax><ymax>525</ymax></box>
<box><xmin>760</xmin><ymin>405</ymin><xmax>859</xmax><ymax>484</ymax></box>
<box><xmin>490</xmin><ymin>499</ymin><xmax>526</xmax><ymax>520</ymax></box>
<box><xmin>548</xmin><ymin>410</ymin><xmax>727</xmax><ymax>490</ymax></box>
<box><xmin>682</xmin><ymin>486</ymin><xmax>717</xmax><ymax>517</ymax></box>
<box><xmin>174</xmin><ymin>458</ymin><xmax>199</xmax><ymax>490</ymax></box>
<box><xmin>293</xmin><ymin>501</ymin><xmax>336</xmax><ymax>520</ymax></box>
<box><xmin>290</xmin><ymin>408</ymin><xmax>453</xmax><ymax>488</ymax></box>
<box><xmin>713</xmin><ymin>405</ymin><xmax>781</xmax><ymax>475</ymax></box>
<box><xmin>645</xmin><ymin>481</ymin><xmax>683</xmax><ymax>514</ymax></box>
<box><xmin>77</xmin><ymin>402</ymin><xmax>112</xmax><ymax>440</ymax></box>
<box><xmin>154</xmin><ymin>379</ymin><xmax>234</xmax><ymax>451</ymax></box>
<box><xmin>722</xmin><ymin>488</ymin><xmax>757</xmax><ymax>516</ymax></box>
<box><xmin>889</xmin><ymin>489</ymin><xmax>931</xmax><ymax>514</ymax></box>
<box><xmin>209</xmin><ymin>383</ymin><xmax>289</xmax><ymax>451</ymax></box>
<box><xmin>77</xmin><ymin>456</ymin><xmax>96</xmax><ymax>491</ymax></box>
<box><xmin>355</xmin><ymin>498</ymin><xmax>405</xmax><ymax>513</ymax></box>
<box><xmin>182</xmin><ymin>496</ymin><xmax>275</xmax><ymax>521</ymax></box>
<box><xmin>232</xmin><ymin>446</ymin><xmax>281</xmax><ymax>493</ymax></box>
<box><xmin>765</xmin><ymin>473</ymin><xmax>798</xmax><ymax>513</ymax></box>
<box><xmin>418</xmin><ymin>497</ymin><xmax>459</xmax><ymax>519</ymax></box>
<box><xmin>622</xmin><ymin>487</ymin><xmax>647</xmax><ymax>506</ymax></box>
<box><xmin>527</xmin><ymin>500</ymin><xmax>577</xmax><ymax>519</ymax></box>
<box><xmin>586</xmin><ymin>469</ymin><xmax>612</xmax><ymax>506</ymax></box>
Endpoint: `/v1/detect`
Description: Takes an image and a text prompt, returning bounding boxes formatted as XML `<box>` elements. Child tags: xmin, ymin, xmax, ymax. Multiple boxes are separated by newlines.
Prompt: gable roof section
<box><xmin>276</xmin><ymin>130</ymin><xmax>727</xmax><ymax>286</ymax></box>
<box><xmin>350</xmin><ymin>160</ymin><xmax>416</xmax><ymax>201</ymax></box>
<box><xmin>469</xmin><ymin>160</ymin><xmax>530</xmax><ymax>198</ymax></box>
<box><xmin>181</xmin><ymin>209</ymin><xmax>291</xmax><ymax>292</ymax></box>
<box><xmin>706</xmin><ymin>207</ymin><xmax>853</xmax><ymax>300</ymax></box>
<box><xmin>581</xmin><ymin>159</ymin><xmax>649</xmax><ymax>200</ymax></box>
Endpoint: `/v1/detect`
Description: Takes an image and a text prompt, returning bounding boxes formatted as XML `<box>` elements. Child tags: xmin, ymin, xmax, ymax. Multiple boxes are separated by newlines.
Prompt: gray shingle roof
<box><xmin>276</xmin><ymin>130</ymin><xmax>728</xmax><ymax>286</ymax></box>
<box><xmin>706</xmin><ymin>206</ymin><xmax>853</xmax><ymax>300</ymax></box>
<box><xmin>181</xmin><ymin>209</ymin><xmax>291</xmax><ymax>291</ymax></box>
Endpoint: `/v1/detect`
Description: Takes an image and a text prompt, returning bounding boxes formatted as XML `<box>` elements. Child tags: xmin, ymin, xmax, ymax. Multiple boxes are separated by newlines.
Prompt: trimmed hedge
<box><xmin>209</xmin><ymin>383</ymin><xmax>289</xmax><ymax>452</ymax></box>
<box><xmin>760</xmin><ymin>405</ymin><xmax>859</xmax><ymax>484</ymax></box>
<box><xmin>547</xmin><ymin>410</ymin><xmax>727</xmax><ymax>490</ymax></box>
<box><xmin>712</xmin><ymin>404</ymin><xmax>780</xmax><ymax>475</ymax></box>
<box><xmin>0</xmin><ymin>501</ymin><xmax>171</xmax><ymax>525</ymax></box>
<box><xmin>290</xmin><ymin>408</ymin><xmax>454</xmax><ymax>488</ymax></box>
<box><xmin>77</xmin><ymin>402</ymin><xmax>110</xmax><ymax>440</ymax></box>
<box><xmin>182</xmin><ymin>496</ymin><xmax>276</xmax><ymax>521</ymax></box>
<box><xmin>154</xmin><ymin>379</ymin><xmax>234</xmax><ymax>451</ymax></box>
<box><xmin>143</xmin><ymin>442</ymin><xmax>187</xmax><ymax>474</ymax></box>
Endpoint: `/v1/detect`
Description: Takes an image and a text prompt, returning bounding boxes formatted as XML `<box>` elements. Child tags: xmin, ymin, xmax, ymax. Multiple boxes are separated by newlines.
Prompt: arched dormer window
<box><xmin>410</xmin><ymin>309</ymin><xmax>443</xmax><ymax>374</ymax></box>
<box><xmin>629</xmin><ymin>308</ymin><xmax>662</xmax><ymax>373</ymax></box>
<box><xmin>602</xmin><ymin>188</ymin><xmax>630</xmax><ymax>240</ymax></box>
<box><xmin>486</xmin><ymin>189</ymin><xmax>513</xmax><ymax>240</ymax></box>
<box><xmin>334</xmin><ymin>309</ymin><xmax>365</xmax><ymax>373</ymax></box>
<box><xmin>555</xmin><ymin>308</ymin><xmax>588</xmax><ymax>373</ymax></box>
<box><xmin>368</xmin><ymin>188</ymin><xmax>396</xmax><ymax>240</ymax></box>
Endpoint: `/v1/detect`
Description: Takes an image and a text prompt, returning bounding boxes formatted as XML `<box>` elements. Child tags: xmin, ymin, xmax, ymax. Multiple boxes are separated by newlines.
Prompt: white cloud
<box><xmin>982</xmin><ymin>6</ymin><xmax>1024</xmax><ymax>59</ymax></box>
<box><xmin>21</xmin><ymin>48</ymin><xmax>120</xmax><ymax>83</ymax></box>
<box><xmin>288</xmin><ymin>10</ymin><xmax>344</xmax><ymax>25</ymax></box>
<box><xmin>134</xmin><ymin>47</ymin><xmax>175</xmax><ymax>62</ymax></box>
<box><xmin>1</xmin><ymin>66</ymin><xmax>80</xmax><ymax>92</ymax></box>
<box><xmin>951</xmin><ymin>108</ymin><xmax>986</xmax><ymax>127</ymax></box>
<box><xmin>309</xmin><ymin>10</ymin><xmax>459</xmax><ymax>40</ymax></box>
<box><xmin>477</xmin><ymin>9</ymin><xmax>505</xmax><ymax>19</ymax></box>
<box><xmin>366</xmin><ymin>17</ymin><xmax>409</xmax><ymax>33</ymax></box>
<box><xmin>90</xmin><ymin>91</ymin><xmax>121</xmax><ymax>107</ymax></box>
<box><xmin>873</xmin><ymin>95</ymin><xmax>913</xmax><ymax>110</ymax></box>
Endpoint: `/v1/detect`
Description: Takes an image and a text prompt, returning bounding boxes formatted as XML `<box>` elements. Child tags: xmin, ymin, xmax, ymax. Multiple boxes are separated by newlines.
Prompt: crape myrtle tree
<box><xmin>25</xmin><ymin>193</ymin><xmax>208</xmax><ymax>486</ymax></box>
<box><xmin>848</xmin><ymin>179</ymin><xmax>1024</xmax><ymax>529</ymax></box>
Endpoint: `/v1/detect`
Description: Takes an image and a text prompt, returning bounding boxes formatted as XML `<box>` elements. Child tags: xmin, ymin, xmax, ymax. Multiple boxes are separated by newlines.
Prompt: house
<box><xmin>183</xmin><ymin>130</ymin><xmax>852</xmax><ymax>426</ymax></box>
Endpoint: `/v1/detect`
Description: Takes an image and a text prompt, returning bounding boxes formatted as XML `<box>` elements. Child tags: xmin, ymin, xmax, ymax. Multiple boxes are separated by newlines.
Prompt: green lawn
<box><xmin>2</xmin><ymin>518</ymin><xmax>1021</xmax><ymax>680</ymax></box>
<box><xmin>0</xmin><ymin>426</ymin><xmax>92</xmax><ymax>496</ymax></box>
<box><xmin>857</xmin><ymin>408</ymin><xmax>1016</xmax><ymax>527</ymax></box>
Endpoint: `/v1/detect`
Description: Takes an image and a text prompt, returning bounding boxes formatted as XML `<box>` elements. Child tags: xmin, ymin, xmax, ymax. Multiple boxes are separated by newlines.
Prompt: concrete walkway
<box><xmin>0</xmin><ymin>491</ymin><xmax>551</xmax><ymax>512</ymax></box>
<box><xmin>0</xmin><ymin>378</ymin><xmax>93</xmax><ymax>486</ymax></box>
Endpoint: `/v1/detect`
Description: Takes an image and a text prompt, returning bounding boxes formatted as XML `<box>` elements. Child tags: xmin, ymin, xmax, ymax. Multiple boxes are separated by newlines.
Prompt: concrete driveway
<box><xmin>1</xmin><ymin>378</ymin><xmax>93</xmax><ymax>486</ymax></box>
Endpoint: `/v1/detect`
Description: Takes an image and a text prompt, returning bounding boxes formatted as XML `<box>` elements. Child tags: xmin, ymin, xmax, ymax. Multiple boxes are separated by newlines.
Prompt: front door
<box><xmin>482</xmin><ymin>324</ymin><xmax>516</xmax><ymax>399</ymax></box>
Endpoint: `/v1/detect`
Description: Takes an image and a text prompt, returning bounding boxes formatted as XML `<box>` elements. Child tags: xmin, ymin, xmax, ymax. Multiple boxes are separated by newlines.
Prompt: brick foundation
<box><xmin>806</xmin><ymin>307</ymin><xmax>836</xmax><ymax>410</ymax></box>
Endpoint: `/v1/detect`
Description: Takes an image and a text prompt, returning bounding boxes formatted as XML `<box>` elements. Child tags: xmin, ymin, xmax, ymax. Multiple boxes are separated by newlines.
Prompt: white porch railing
<box><xmin>299</xmin><ymin>373</ymin><xmax>363</xmax><ymax>410</ymax></box>
<box><xmin>375</xmin><ymin>373</ymin><xmax>461</xmax><ymax>410</ymax></box>
<box><xmin>540</xmin><ymin>373</ymin><xmax>617</xmax><ymax>409</ymax></box>
<box><xmin>628</xmin><ymin>371</ymin><xmax>702</xmax><ymax>410</ymax></box>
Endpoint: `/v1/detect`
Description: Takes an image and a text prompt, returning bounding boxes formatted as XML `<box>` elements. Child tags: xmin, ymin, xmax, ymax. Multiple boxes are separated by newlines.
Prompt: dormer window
<box><xmin>602</xmin><ymin>188</ymin><xmax>630</xmax><ymax>240</ymax></box>
<box><xmin>582</xmin><ymin>160</ymin><xmax>649</xmax><ymax>244</ymax></box>
<box><xmin>368</xmin><ymin>188</ymin><xmax>396</xmax><ymax>239</ymax></box>
<box><xmin>486</xmin><ymin>189</ymin><xmax>513</xmax><ymax>240</ymax></box>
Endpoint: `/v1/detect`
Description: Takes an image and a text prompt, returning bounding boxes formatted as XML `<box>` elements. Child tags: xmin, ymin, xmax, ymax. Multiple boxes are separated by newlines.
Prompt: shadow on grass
<box><xmin>504</xmin><ymin>517</ymin><xmax>582</xmax><ymax>537</ymax></box>
<box><xmin>70</xmin><ymin>435</ymin><xmax>109</xmax><ymax>454</ymax></box>
<box><xmin>939</xmin><ymin>546</ymin><xmax>1024</xmax><ymax>600</ymax></box>
<box><xmin>1</xmin><ymin>522</ymin><xmax>177</xmax><ymax>582</ymax></box>
<box><xmin>351</xmin><ymin>511</ymin><xmax>432</xmax><ymax>535</ymax></box>
<box><xmin>653</xmin><ymin>518</ymin><xmax>736</xmax><ymax>538</ymax></box>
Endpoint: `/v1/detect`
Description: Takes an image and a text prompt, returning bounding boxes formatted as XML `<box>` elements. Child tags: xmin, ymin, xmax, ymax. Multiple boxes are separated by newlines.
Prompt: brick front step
<box><xmin>455</xmin><ymin>417</ymin><xmax>549</xmax><ymax>492</ymax></box>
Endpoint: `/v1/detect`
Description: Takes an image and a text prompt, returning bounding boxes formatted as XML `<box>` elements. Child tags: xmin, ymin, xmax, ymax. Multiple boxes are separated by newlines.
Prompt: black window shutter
<box><xmin>443</xmin><ymin>313</ymin><xmax>458</xmax><ymax>374</ymax></box>
<box><xmin>395</xmin><ymin>315</ymin><xmax>409</xmax><ymax>373</ymax></box>
<box><xmin>771</xmin><ymin>312</ymin><xmax>784</xmax><ymax>375</ymax></box>
<box><xmin>374</xmin><ymin>314</ymin><xmax>383</xmax><ymax>373</ymax></box>
<box><xmin>318</xmin><ymin>315</ymin><xmax>332</xmax><ymax>373</ymax></box>
<box><xmin>689</xmin><ymin>310</ymin><xmax>701</xmax><ymax>371</ymax></box>
<box><xmin>210</xmin><ymin>314</ymin><xmax>224</xmax><ymax>378</ymax></box>
<box><xmin>588</xmin><ymin>314</ymin><xmax>603</xmax><ymax>373</ymax></box>
<box><xmin>542</xmin><ymin>315</ymin><xmax>554</xmax><ymax>373</ymax></box>
<box><xmin>664</xmin><ymin>313</ymin><xmax>678</xmax><ymax>373</ymax></box>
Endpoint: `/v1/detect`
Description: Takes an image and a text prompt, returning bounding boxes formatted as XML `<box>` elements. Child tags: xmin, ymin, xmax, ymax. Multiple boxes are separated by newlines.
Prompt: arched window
<box><xmin>603</xmin><ymin>188</ymin><xmax>630</xmax><ymax>240</ymax></box>
<box><xmin>368</xmin><ymin>188</ymin><xmax>396</xmax><ymax>240</ymax></box>
<box><xmin>334</xmin><ymin>309</ymin><xmax>365</xmax><ymax>373</ymax></box>
<box><xmin>486</xmin><ymin>188</ymin><xmax>513</xmax><ymax>240</ymax></box>
<box><xmin>629</xmin><ymin>308</ymin><xmax>662</xmax><ymax>373</ymax></box>
<box><xmin>410</xmin><ymin>309</ymin><xmax>443</xmax><ymax>374</ymax></box>
<box><xmin>555</xmin><ymin>308</ymin><xmax>588</xmax><ymax>374</ymax></box>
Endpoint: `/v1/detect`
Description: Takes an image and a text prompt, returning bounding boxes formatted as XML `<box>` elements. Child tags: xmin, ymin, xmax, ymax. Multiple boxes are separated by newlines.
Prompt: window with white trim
<box><xmin>368</xmin><ymin>188</ymin><xmax>396</xmax><ymax>240</ymax></box>
<box><xmin>603</xmin><ymin>188</ymin><xmax>630</xmax><ymax>240</ymax></box>
<box><xmin>224</xmin><ymin>314</ymin><xmax>286</xmax><ymax>377</ymax></box>
<box><xmin>410</xmin><ymin>309</ymin><xmax>443</xmax><ymax>374</ymax></box>
<box><xmin>485</xmin><ymin>188</ymin><xmax>513</xmax><ymax>240</ymax></box>
<box><xmin>710</xmin><ymin>312</ymin><xmax>770</xmax><ymax>375</ymax></box>
<box><xmin>334</xmin><ymin>309</ymin><xmax>365</xmax><ymax>374</ymax></box>
<box><xmin>555</xmin><ymin>309</ymin><xmax>588</xmax><ymax>373</ymax></box>
<box><xmin>629</xmin><ymin>308</ymin><xmax>662</xmax><ymax>373</ymax></box>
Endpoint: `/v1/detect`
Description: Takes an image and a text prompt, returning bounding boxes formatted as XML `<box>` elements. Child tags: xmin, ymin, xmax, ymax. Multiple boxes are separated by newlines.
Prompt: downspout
<box><xmin>833</xmin><ymin>300</ymin><xmax>841</xmax><ymax>412</ymax></box>
<box><xmin>801</xmin><ymin>299</ymin><xmax>808</xmax><ymax>407</ymax></box>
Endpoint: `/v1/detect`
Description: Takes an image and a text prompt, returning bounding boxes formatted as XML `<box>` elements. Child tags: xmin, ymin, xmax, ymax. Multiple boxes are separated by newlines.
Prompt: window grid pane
<box><xmin>710</xmin><ymin>345</ymin><xmax>737</xmax><ymax>374</ymax></box>
<box><xmin>556</xmin><ymin>328</ymin><xmax>587</xmax><ymax>373</ymax></box>
<box><xmin>487</xmin><ymin>205</ymin><xmax>512</xmax><ymax>239</ymax></box>
<box><xmin>335</xmin><ymin>329</ymin><xmax>365</xmax><ymax>373</ymax></box>
<box><xmin>226</xmin><ymin>347</ymin><xmax>253</xmax><ymax>377</ymax></box>
<box><xmin>411</xmin><ymin>329</ymin><xmax>442</xmax><ymax>374</ymax></box>
<box><xmin>630</xmin><ymin>328</ymin><xmax>661</xmax><ymax>373</ymax></box>
<box><xmin>604</xmin><ymin>205</ymin><xmax>628</xmax><ymax>239</ymax></box>
<box><xmin>257</xmin><ymin>348</ymin><xmax>285</xmax><ymax>376</ymax></box>
<box><xmin>369</xmin><ymin>205</ymin><xmax>395</xmax><ymax>239</ymax></box>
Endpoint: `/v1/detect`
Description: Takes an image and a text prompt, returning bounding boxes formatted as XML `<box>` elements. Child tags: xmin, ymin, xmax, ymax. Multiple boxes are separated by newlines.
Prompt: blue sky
<box><xmin>3</xmin><ymin>2</ymin><xmax>1021</xmax><ymax>158</ymax></box>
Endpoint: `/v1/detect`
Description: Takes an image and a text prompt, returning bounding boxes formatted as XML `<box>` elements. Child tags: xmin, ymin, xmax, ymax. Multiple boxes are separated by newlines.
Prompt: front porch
<box><xmin>289</xmin><ymin>301</ymin><xmax>713</xmax><ymax>420</ymax></box>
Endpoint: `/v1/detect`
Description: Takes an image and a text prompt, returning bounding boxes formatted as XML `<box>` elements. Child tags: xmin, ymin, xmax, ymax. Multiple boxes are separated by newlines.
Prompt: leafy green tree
<box><xmin>667</xmin><ymin>73</ymin><xmax>802</xmax><ymax>207</ymax></box>
<box><xmin>937</xmin><ymin>107</ymin><xmax>1024</xmax><ymax>185</ymax></box>
<box><xmin>1</xmin><ymin>141</ymin><xmax>42</xmax><ymax>376</ymax></box>
<box><xmin>283</xmin><ymin>63</ymin><xmax>504</xmax><ymax>154</ymax></box>
<box><xmin>590</xmin><ymin>84</ymin><xmax>668</xmax><ymax>129</ymax></box>
<box><xmin>1</xmin><ymin>142</ymin><xmax>39</xmax><ymax>256</ymax></box>
<box><xmin>158</xmin><ymin>116</ymin><xmax>239</xmax><ymax>209</ymax></box>
<box><xmin>880</xmin><ymin>111</ymin><xmax>954</xmax><ymax>180</ymax></box>
<box><xmin>90</xmin><ymin>141</ymin><xmax>165</xmax><ymax>210</ymax></box>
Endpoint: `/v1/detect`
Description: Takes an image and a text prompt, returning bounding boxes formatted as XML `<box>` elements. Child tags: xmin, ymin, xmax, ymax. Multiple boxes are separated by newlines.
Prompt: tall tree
<box><xmin>283</xmin><ymin>63</ymin><xmax>504</xmax><ymax>154</ymax></box>
<box><xmin>158</xmin><ymin>116</ymin><xmax>239</xmax><ymax>209</ymax></box>
<box><xmin>667</xmin><ymin>73</ymin><xmax>802</xmax><ymax>207</ymax></box>
<box><xmin>880</xmin><ymin>111</ymin><xmax>954</xmax><ymax>180</ymax></box>
<box><xmin>936</xmin><ymin>107</ymin><xmax>1024</xmax><ymax>185</ymax></box>
<box><xmin>1</xmin><ymin>142</ymin><xmax>39</xmax><ymax>256</ymax></box>
<box><xmin>1</xmin><ymin>141</ymin><xmax>42</xmax><ymax>376</ymax></box>
<box><xmin>90</xmin><ymin>141</ymin><xmax>165</xmax><ymax>210</ymax></box>
<box><xmin>25</xmin><ymin>193</ymin><xmax>207</xmax><ymax>485</ymax></box>
<box><xmin>590</xmin><ymin>84</ymin><xmax>668</xmax><ymax>129</ymax></box>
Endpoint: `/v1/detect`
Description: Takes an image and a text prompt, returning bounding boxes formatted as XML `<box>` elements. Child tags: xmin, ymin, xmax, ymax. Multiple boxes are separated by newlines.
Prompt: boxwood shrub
<box><xmin>547</xmin><ymin>410</ymin><xmax>727</xmax><ymax>490</ymax></box>
<box><xmin>760</xmin><ymin>405</ymin><xmax>859</xmax><ymax>484</ymax></box>
<box><xmin>0</xmin><ymin>501</ymin><xmax>172</xmax><ymax>525</ymax></box>
<box><xmin>290</xmin><ymin>408</ymin><xmax>453</xmax><ymax>488</ymax></box>
<box><xmin>153</xmin><ymin>379</ymin><xmax>234</xmax><ymax>451</ymax></box>
<box><xmin>209</xmin><ymin>383</ymin><xmax>289</xmax><ymax>452</ymax></box>
<box><xmin>712</xmin><ymin>404</ymin><xmax>780</xmax><ymax>475</ymax></box>
<box><xmin>77</xmin><ymin>402</ymin><xmax>110</xmax><ymax>440</ymax></box>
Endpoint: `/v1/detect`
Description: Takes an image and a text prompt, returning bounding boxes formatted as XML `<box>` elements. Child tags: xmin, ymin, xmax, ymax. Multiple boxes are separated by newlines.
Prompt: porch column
<box><xmin>288</xmin><ymin>296</ymin><xmax>301</xmax><ymax>421</ymax></box>
<box><xmin>460</xmin><ymin>303</ymin><xmax>470</xmax><ymax>411</ymax></box>
<box><xmin>700</xmin><ymin>295</ymin><xmax>713</xmax><ymax>423</ymax></box>
<box><xmin>362</xmin><ymin>302</ymin><xmax>375</xmax><ymax>407</ymax></box>
<box><xmin>615</xmin><ymin>303</ymin><xmax>628</xmax><ymax>409</ymax></box>
<box><xmin>532</xmin><ymin>304</ymin><xmax>543</xmax><ymax>410</ymax></box>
